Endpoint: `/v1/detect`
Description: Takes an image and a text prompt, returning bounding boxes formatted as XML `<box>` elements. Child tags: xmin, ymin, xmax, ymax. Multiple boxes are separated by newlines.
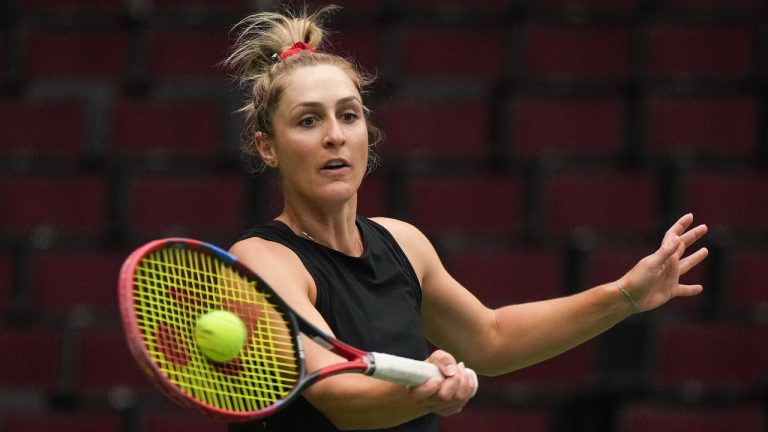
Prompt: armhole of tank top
<box><xmin>360</xmin><ymin>218</ymin><xmax>423</xmax><ymax>305</ymax></box>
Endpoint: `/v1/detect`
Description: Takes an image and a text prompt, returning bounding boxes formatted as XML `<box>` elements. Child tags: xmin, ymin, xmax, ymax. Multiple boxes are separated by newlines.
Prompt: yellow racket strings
<box><xmin>132</xmin><ymin>247</ymin><xmax>300</xmax><ymax>412</ymax></box>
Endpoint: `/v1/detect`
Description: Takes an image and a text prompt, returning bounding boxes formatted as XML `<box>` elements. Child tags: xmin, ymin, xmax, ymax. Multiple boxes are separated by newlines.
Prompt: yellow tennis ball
<box><xmin>194</xmin><ymin>310</ymin><xmax>248</xmax><ymax>363</ymax></box>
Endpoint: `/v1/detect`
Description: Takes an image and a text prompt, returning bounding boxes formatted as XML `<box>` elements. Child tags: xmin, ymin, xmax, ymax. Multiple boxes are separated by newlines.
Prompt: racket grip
<box><xmin>369</xmin><ymin>352</ymin><xmax>478</xmax><ymax>391</ymax></box>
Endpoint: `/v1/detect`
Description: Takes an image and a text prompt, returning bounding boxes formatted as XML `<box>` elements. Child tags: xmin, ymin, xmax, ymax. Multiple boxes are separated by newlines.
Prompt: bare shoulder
<box><xmin>369</xmin><ymin>217</ymin><xmax>429</xmax><ymax>245</ymax></box>
<box><xmin>229</xmin><ymin>236</ymin><xmax>315</xmax><ymax>304</ymax></box>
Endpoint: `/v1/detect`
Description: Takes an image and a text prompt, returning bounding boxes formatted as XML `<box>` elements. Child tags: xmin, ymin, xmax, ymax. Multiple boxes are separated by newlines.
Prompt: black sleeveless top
<box><xmin>229</xmin><ymin>216</ymin><xmax>438</xmax><ymax>432</ymax></box>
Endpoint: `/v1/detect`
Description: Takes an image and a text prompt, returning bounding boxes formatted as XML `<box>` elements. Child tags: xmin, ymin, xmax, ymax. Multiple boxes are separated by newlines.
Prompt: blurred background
<box><xmin>1</xmin><ymin>0</ymin><xmax>767</xmax><ymax>431</ymax></box>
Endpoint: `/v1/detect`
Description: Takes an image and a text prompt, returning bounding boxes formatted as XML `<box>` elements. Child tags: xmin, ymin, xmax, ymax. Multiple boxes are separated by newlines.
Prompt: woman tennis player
<box><xmin>225</xmin><ymin>5</ymin><xmax>708</xmax><ymax>432</ymax></box>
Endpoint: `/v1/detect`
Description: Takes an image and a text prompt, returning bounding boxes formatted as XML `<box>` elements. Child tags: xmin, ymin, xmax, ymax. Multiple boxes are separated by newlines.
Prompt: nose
<box><xmin>323</xmin><ymin>118</ymin><xmax>346</xmax><ymax>148</ymax></box>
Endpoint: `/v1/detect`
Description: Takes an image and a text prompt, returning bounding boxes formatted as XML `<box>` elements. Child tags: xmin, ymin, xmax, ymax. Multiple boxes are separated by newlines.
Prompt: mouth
<box><xmin>321</xmin><ymin>159</ymin><xmax>350</xmax><ymax>171</ymax></box>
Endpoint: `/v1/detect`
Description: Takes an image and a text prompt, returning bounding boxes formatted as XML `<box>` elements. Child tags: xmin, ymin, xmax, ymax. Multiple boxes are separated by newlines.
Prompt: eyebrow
<box><xmin>289</xmin><ymin>96</ymin><xmax>362</xmax><ymax>113</ymax></box>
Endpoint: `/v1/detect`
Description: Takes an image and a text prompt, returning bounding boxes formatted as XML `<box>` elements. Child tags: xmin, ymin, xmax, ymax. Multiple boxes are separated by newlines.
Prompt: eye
<box><xmin>341</xmin><ymin>112</ymin><xmax>359</xmax><ymax>123</ymax></box>
<box><xmin>299</xmin><ymin>116</ymin><xmax>317</xmax><ymax>127</ymax></box>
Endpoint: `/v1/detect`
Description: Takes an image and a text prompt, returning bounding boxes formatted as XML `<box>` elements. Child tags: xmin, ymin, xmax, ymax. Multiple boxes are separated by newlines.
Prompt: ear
<box><xmin>255</xmin><ymin>131</ymin><xmax>277</xmax><ymax>166</ymax></box>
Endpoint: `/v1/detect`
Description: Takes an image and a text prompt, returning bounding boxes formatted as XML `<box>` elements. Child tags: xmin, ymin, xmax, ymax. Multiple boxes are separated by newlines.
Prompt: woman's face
<box><xmin>261</xmin><ymin>64</ymin><xmax>369</xmax><ymax>208</ymax></box>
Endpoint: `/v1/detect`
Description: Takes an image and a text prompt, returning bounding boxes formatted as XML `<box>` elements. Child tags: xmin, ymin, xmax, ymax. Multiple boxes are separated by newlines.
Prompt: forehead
<box><xmin>279</xmin><ymin>64</ymin><xmax>361</xmax><ymax>107</ymax></box>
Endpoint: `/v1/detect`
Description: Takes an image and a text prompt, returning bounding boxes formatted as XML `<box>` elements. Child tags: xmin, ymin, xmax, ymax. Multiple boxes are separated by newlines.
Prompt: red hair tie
<box><xmin>279</xmin><ymin>41</ymin><xmax>316</xmax><ymax>60</ymax></box>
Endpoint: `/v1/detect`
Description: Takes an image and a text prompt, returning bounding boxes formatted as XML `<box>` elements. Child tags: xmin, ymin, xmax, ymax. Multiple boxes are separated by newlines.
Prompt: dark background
<box><xmin>1</xmin><ymin>0</ymin><xmax>767</xmax><ymax>431</ymax></box>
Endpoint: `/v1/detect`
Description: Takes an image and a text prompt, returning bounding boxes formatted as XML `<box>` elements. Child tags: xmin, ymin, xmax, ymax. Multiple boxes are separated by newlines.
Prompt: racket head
<box><xmin>118</xmin><ymin>238</ymin><xmax>307</xmax><ymax>421</ymax></box>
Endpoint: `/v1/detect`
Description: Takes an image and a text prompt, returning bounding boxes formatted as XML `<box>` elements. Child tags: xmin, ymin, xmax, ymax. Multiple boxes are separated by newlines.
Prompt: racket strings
<box><xmin>132</xmin><ymin>247</ymin><xmax>301</xmax><ymax>413</ymax></box>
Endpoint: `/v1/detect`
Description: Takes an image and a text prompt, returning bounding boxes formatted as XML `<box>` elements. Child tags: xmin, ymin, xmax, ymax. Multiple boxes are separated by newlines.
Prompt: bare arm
<box><xmin>229</xmin><ymin>238</ymin><xmax>474</xmax><ymax>430</ymax></box>
<box><xmin>377</xmin><ymin>213</ymin><xmax>708</xmax><ymax>376</ymax></box>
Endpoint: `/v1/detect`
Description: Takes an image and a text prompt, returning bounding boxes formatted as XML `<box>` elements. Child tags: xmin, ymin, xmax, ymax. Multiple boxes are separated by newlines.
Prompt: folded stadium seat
<box><xmin>506</xmin><ymin>93</ymin><xmax>626</xmax><ymax>163</ymax></box>
<box><xmin>394</xmin><ymin>25</ymin><xmax>505</xmax><ymax>83</ymax></box>
<box><xmin>148</xmin><ymin>26</ymin><xmax>233</xmax><ymax>81</ymax></box>
<box><xmin>405</xmin><ymin>172</ymin><xmax>523</xmax><ymax>242</ymax></box>
<box><xmin>28</xmin><ymin>248</ymin><xmax>127</xmax><ymax>319</ymax></box>
<box><xmin>399</xmin><ymin>0</ymin><xmax>512</xmax><ymax>21</ymax></box>
<box><xmin>23</xmin><ymin>26</ymin><xmax>130</xmax><ymax>82</ymax></box>
<box><xmin>616</xmin><ymin>402</ymin><xmax>765</xmax><ymax>432</ymax></box>
<box><xmin>1</xmin><ymin>412</ymin><xmax>121</xmax><ymax>432</ymax></box>
<box><xmin>655</xmin><ymin>0</ymin><xmax>765</xmax><ymax>16</ymax></box>
<box><xmin>445</xmin><ymin>247</ymin><xmax>564</xmax><ymax>308</ymax></box>
<box><xmin>441</xmin><ymin>406</ymin><xmax>553</xmax><ymax>432</ymax></box>
<box><xmin>541</xmin><ymin>169</ymin><xmax>659</xmax><ymax>242</ymax></box>
<box><xmin>724</xmin><ymin>247</ymin><xmax>768</xmax><ymax>322</ymax></box>
<box><xmin>0</xmin><ymin>326</ymin><xmax>60</xmax><ymax>393</ymax></box>
<box><xmin>74</xmin><ymin>326</ymin><xmax>155</xmax><ymax>393</ymax></box>
<box><xmin>644</xmin><ymin>90</ymin><xmax>758</xmax><ymax>163</ymax></box>
<box><xmin>651</xmin><ymin>322</ymin><xmax>768</xmax><ymax>397</ymax></box>
<box><xmin>534</xmin><ymin>0</ymin><xmax>642</xmax><ymax>18</ymax></box>
<box><xmin>681</xmin><ymin>170</ymin><xmax>768</xmax><ymax>237</ymax></box>
<box><xmin>0</xmin><ymin>173</ymin><xmax>108</xmax><ymax>243</ymax></box>
<box><xmin>150</xmin><ymin>0</ymin><xmax>252</xmax><ymax>17</ymax></box>
<box><xmin>323</xmin><ymin>28</ymin><xmax>382</xmax><ymax>78</ymax></box>
<box><xmin>303</xmin><ymin>0</ymin><xmax>389</xmax><ymax>26</ymax></box>
<box><xmin>373</xmin><ymin>95</ymin><xmax>492</xmax><ymax>163</ymax></box>
<box><xmin>518</xmin><ymin>24</ymin><xmax>631</xmax><ymax>87</ymax></box>
<box><xmin>644</xmin><ymin>24</ymin><xmax>755</xmax><ymax>86</ymax></box>
<box><xmin>111</xmin><ymin>97</ymin><xmax>224</xmax><ymax>169</ymax></box>
<box><xmin>0</xmin><ymin>99</ymin><xmax>85</xmax><ymax>170</ymax></box>
<box><xmin>141</xmin><ymin>411</ymin><xmax>228</xmax><ymax>432</ymax></box>
<box><xmin>123</xmin><ymin>172</ymin><xmax>247</xmax><ymax>245</ymax></box>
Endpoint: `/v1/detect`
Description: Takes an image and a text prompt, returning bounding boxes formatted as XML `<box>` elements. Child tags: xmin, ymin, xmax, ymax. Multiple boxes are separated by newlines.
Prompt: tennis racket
<box><xmin>118</xmin><ymin>237</ymin><xmax>465</xmax><ymax>422</ymax></box>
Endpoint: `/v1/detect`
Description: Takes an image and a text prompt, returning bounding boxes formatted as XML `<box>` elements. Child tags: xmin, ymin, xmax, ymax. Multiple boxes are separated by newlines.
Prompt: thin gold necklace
<box><xmin>287</xmin><ymin>215</ymin><xmax>364</xmax><ymax>253</ymax></box>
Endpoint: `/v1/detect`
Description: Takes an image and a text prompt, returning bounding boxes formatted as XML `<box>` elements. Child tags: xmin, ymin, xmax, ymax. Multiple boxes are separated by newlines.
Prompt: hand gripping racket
<box><xmin>118</xmin><ymin>238</ymin><xmax>470</xmax><ymax>421</ymax></box>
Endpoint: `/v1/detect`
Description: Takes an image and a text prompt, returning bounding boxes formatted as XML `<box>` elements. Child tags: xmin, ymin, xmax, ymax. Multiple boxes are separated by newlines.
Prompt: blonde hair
<box><xmin>224</xmin><ymin>5</ymin><xmax>382</xmax><ymax>173</ymax></box>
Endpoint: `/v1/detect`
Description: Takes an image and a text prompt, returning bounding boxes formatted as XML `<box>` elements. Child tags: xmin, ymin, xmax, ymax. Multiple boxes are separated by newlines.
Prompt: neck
<box><xmin>281</xmin><ymin>208</ymin><xmax>363</xmax><ymax>256</ymax></box>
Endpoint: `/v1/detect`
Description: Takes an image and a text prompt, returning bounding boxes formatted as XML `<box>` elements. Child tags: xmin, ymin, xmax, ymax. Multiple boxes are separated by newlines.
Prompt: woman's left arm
<box><xmin>376</xmin><ymin>213</ymin><xmax>708</xmax><ymax>377</ymax></box>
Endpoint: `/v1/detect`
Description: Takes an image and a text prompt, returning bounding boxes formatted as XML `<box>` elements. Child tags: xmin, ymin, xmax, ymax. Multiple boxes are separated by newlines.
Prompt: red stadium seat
<box><xmin>617</xmin><ymin>403</ymin><xmax>766</xmax><ymax>432</ymax></box>
<box><xmin>1</xmin><ymin>412</ymin><xmax>121</xmax><ymax>432</ymax></box>
<box><xmin>0</xmin><ymin>327</ymin><xmax>60</xmax><ymax>392</ymax></box>
<box><xmin>396</xmin><ymin>26</ymin><xmax>505</xmax><ymax>81</ymax></box>
<box><xmin>0</xmin><ymin>100</ymin><xmax>85</xmax><ymax>166</ymax></box>
<box><xmin>151</xmin><ymin>0</ymin><xmax>252</xmax><ymax>14</ymax></box>
<box><xmin>407</xmin><ymin>173</ymin><xmax>523</xmax><ymax>239</ymax></box>
<box><xmin>682</xmin><ymin>170</ymin><xmax>768</xmax><ymax>235</ymax></box>
<box><xmin>484</xmin><ymin>341</ymin><xmax>597</xmax><ymax>394</ymax></box>
<box><xmin>29</xmin><ymin>249</ymin><xmax>126</xmax><ymax>315</ymax></box>
<box><xmin>725</xmin><ymin>247</ymin><xmax>768</xmax><ymax>321</ymax></box>
<box><xmin>142</xmin><ymin>411</ymin><xmax>229</xmax><ymax>432</ymax></box>
<box><xmin>0</xmin><ymin>173</ymin><xmax>108</xmax><ymax>240</ymax></box>
<box><xmin>125</xmin><ymin>172</ymin><xmax>246</xmax><ymax>243</ymax></box>
<box><xmin>324</xmin><ymin>29</ymin><xmax>381</xmax><ymax>77</ymax></box>
<box><xmin>20</xmin><ymin>0</ymin><xmax>126</xmax><ymax>14</ymax></box>
<box><xmin>441</xmin><ymin>406</ymin><xmax>553</xmax><ymax>432</ymax></box>
<box><xmin>149</xmin><ymin>27</ymin><xmax>231</xmax><ymax>80</ymax></box>
<box><xmin>645</xmin><ymin>24</ymin><xmax>755</xmax><ymax>84</ymax></box>
<box><xmin>75</xmin><ymin>327</ymin><xmax>154</xmax><ymax>392</ymax></box>
<box><xmin>446</xmin><ymin>247</ymin><xmax>564</xmax><ymax>308</ymax></box>
<box><xmin>657</xmin><ymin>0</ymin><xmax>765</xmax><ymax>15</ymax></box>
<box><xmin>652</xmin><ymin>323</ymin><xmax>768</xmax><ymax>395</ymax></box>
<box><xmin>374</xmin><ymin>96</ymin><xmax>490</xmax><ymax>161</ymax></box>
<box><xmin>520</xmin><ymin>25</ymin><xmax>631</xmax><ymax>85</ymax></box>
<box><xmin>536</xmin><ymin>0</ymin><xmax>642</xmax><ymax>17</ymax></box>
<box><xmin>646</xmin><ymin>93</ymin><xmax>758</xmax><ymax>161</ymax></box>
<box><xmin>112</xmin><ymin>99</ymin><xmax>222</xmax><ymax>166</ymax></box>
<box><xmin>507</xmin><ymin>94</ymin><xmax>625</xmax><ymax>161</ymax></box>
<box><xmin>23</xmin><ymin>28</ymin><xmax>130</xmax><ymax>80</ymax></box>
<box><xmin>542</xmin><ymin>170</ymin><xmax>659</xmax><ymax>240</ymax></box>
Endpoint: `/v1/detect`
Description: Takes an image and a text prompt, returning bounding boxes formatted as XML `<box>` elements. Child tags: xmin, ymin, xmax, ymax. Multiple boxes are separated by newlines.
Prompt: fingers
<box><xmin>411</xmin><ymin>351</ymin><xmax>477</xmax><ymax>416</ymax></box>
<box><xmin>679</xmin><ymin>247</ymin><xmax>709</xmax><ymax>275</ymax></box>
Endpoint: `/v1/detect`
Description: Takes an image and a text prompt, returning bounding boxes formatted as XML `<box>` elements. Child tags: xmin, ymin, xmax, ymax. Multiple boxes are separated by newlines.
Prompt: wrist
<box><xmin>616</xmin><ymin>279</ymin><xmax>642</xmax><ymax>314</ymax></box>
